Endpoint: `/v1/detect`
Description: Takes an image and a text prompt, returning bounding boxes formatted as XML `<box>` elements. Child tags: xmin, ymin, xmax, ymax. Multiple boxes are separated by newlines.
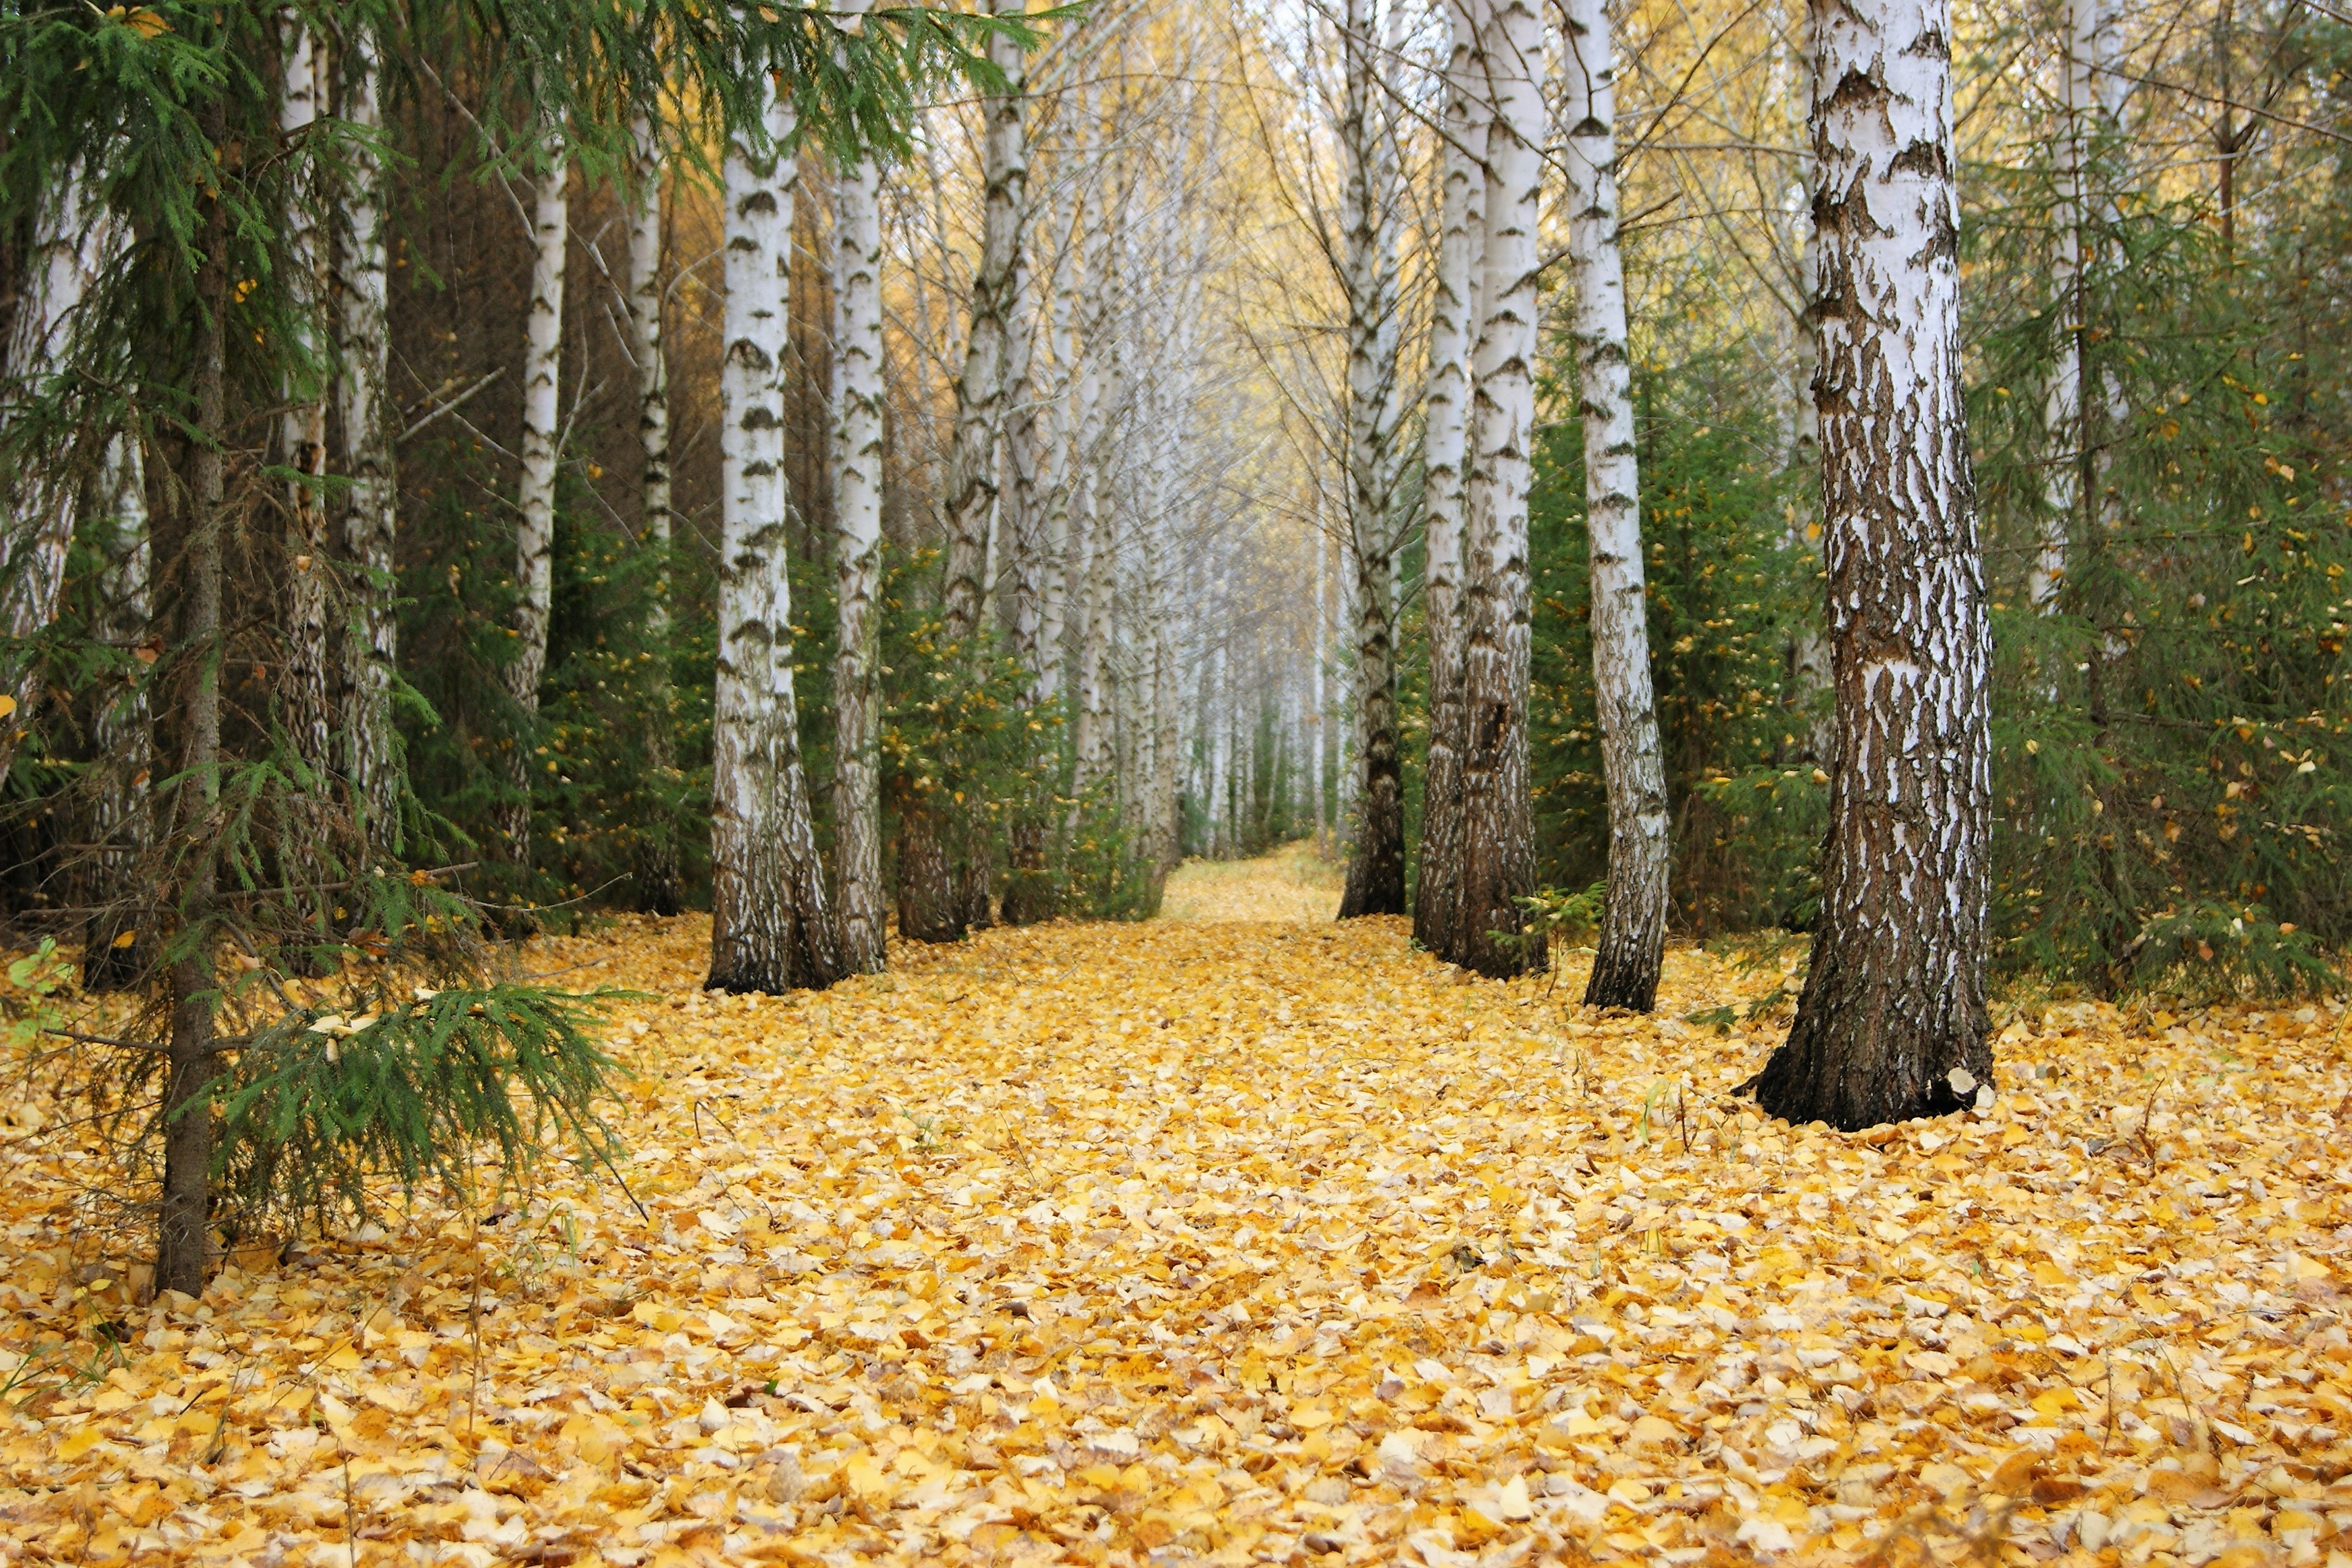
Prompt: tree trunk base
<box><xmin>1753</xmin><ymin>961</ymin><xmax>1990</xmax><ymax>1130</ymax></box>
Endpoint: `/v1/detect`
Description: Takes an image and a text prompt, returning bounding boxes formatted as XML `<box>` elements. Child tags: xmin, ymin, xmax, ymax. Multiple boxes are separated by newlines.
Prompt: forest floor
<box><xmin>2</xmin><ymin>844</ymin><xmax>2350</xmax><ymax>1567</ymax></box>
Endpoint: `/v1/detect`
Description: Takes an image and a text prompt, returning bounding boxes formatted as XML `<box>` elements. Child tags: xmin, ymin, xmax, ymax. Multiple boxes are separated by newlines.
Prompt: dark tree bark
<box><xmin>158</xmin><ymin>169</ymin><xmax>231</xmax><ymax>1300</ymax></box>
<box><xmin>1754</xmin><ymin>0</ymin><xmax>1994</xmax><ymax>1130</ymax></box>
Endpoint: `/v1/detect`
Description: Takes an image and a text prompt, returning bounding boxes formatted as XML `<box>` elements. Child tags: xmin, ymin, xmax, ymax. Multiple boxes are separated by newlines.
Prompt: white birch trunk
<box><xmin>337</xmin><ymin>29</ymin><xmax>400</xmax><ymax>852</ymax></box>
<box><xmin>625</xmin><ymin>112</ymin><xmax>683</xmax><ymax>913</ymax></box>
<box><xmin>1413</xmin><ymin>0</ymin><xmax>1487</xmax><ymax>954</ymax></box>
<box><xmin>1564</xmin><ymin>0</ymin><xmax>1671</xmax><ymax>1010</ymax></box>
<box><xmin>830</xmin><ymin>55</ymin><xmax>890</xmax><ymax>970</ymax></box>
<box><xmin>1335</xmin><ymin>0</ymin><xmax>1407</xmax><ymax>919</ymax></box>
<box><xmin>1754</xmin><ymin>0</ymin><xmax>1993</xmax><ymax>1130</ymax></box>
<box><xmin>707</xmin><ymin>82</ymin><xmax>841</xmax><ymax>993</ymax></box>
<box><xmin>1782</xmin><ymin>6</ymin><xmax>1832</xmax><ymax>756</ymax></box>
<box><xmin>940</xmin><ymin>0</ymin><xmax>1030</xmax><ymax>648</ymax></box>
<box><xmin>1452</xmin><ymin>0</ymin><xmax>1547</xmax><ymax>977</ymax></box>
<box><xmin>0</xmin><ymin>164</ymin><xmax>114</xmax><ymax>789</ymax></box>
<box><xmin>279</xmin><ymin>12</ymin><xmax>333</xmax><ymax>779</ymax></box>
<box><xmin>502</xmin><ymin>124</ymin><xmax>568</xmax><ymax>868</ymax></box>
<box><xmin>2032</xmin><ymin>0</ymin><xmax>2125</xmax><ymax>615</ymax></box>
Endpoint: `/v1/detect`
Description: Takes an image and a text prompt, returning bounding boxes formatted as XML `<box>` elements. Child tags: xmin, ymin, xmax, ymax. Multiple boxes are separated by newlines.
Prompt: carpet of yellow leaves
<box><xmin>3</xmin><ymin>849</ymin><xmax>2350</xmax><ymax>1568</ymax></box>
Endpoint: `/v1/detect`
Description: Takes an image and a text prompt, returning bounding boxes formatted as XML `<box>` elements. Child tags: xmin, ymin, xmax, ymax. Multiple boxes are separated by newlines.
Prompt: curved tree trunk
<box><xmin>1413</xmin><ymin>0</ymin><xmax>1485</xmax><ymax>955</ymax></box>
<box><xmin>1564</xmin><ymin>0</ymin><xmax>1671</xmax><ymax>1010</ymax></box>
<box><xmin>830</xmin><ymin>61</ymin><xmax>890</xmax><ymax>972</ymax></box>
<box><xmin>1336</xmin><ymin>0</ymin><xmax>1406</xmax><ymax>921</ymax></box>
<box><xmin>1450</xmin><ymin>0</ymin><xmax>1547</xmax><ymax>977</ymax></box>
<box><xmin>706</xmin><ymin>82</ymin><xmax>842</xmax><ymax>994</ymax></box>
<box><xmin>499</xmin><ymin>131</ymin><xmax>568</xmax><ymax>878</ymax></box>
<box><xmin>337</xmin><ymin>29</ymin><xmax>401</xmax><ymax>856</ymax></box>
<box><xmin>626</xmin><ymin>112</ymin><xmax>683</xmax><ymax>916</ymax></box>
<box><xmin>1753</xmin><ymin>0</ymin><xmax>1993</xmax><ymax>1130</ymax></box>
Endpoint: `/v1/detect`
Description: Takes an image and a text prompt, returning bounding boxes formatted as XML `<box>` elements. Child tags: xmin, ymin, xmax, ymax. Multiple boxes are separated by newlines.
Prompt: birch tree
<box><xmin>337</xmin><ymin>28</ymin><xmax>400</xmax><ymax>854</ymax></box>
<box><xmin>0</xmin><ymin>166</ymin><xmax>114</xmax><ymax>791</ymax></box>
<box><xmin>830</xmin><ymin>13</ymin><xmax>891</xmax><ymax>972</ymax></box>
<box><xmin>1751</xmin><ymin>0</ymin><xmax>1993</xmax><ymax>1129</ymax></box>
<box><xmin>279</xmin><ymin>14</ymin><xmax>333</xmax><ymax>780</ymax></box>
<box><xmin>914</xmin><ymin>0</ymin><xmax>1030</xmax><ymax>939</ymax></box>
<box><xmin>707</xmin><ymin>80</ymin><xmax>843</xmax><ymax>994</ymax></box>
<box><xmin>1450</xmin><ymin>0</ymin><xmax>1546</xmax><ymax>977</ymax></box>
<box><xmin>2030</xmin><ymin>0</ymin><xmax>2127</xmax><ymax>614</ymax></box>
<box><xmin>500</xmin><ymin>113</ymin><xmax>569</xmax><ymax>873</ymax></box>
<box><xmin>1335</xmin><ymin>0</ymin><xmax>1407</xmax><ymax>920</ymax></box>
<box><xmin>625</xmin><ymin>112</ymin><xmax>683</xmax><ymax>914</ymax></box>
<box><xmin>1562</xmin><ymin>0</ymin><xmax>1671</xmax><ymax>1010</ymax></box>
<box><xmin>1413</xmin><ymin>0</ymin><xmax>1485</xmax><ymax>957</ymax></box>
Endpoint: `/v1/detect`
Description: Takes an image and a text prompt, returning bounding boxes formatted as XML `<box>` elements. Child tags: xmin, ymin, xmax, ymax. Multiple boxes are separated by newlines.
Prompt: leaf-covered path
<box><xmin>4</xmin><ymin>846</ymin><xmax>2351</xmax><ymax>1566</ymax></box>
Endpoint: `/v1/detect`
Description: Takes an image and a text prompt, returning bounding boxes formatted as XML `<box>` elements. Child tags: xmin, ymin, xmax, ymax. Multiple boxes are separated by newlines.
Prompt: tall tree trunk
<box><xmin>1565</xmin><ymin>0</ymin><xmax>1671</xmax><ymax>1010</ymax></box>
<box><xmin>83</xmin><ymin>436</ymin><xmax>151</xmax><ymax>990</ymax></box>
<box><xmin>337</xmin><ymin>30</ymin><xmax>400</xmax><ymax>856</ymax></box>
<box><xmin>279</xmin><ymin>13</ymin><xmax>333</xmax><ymax>783</ymax></box>
<box><xmin>830</xmin><ymin>62</ymin><xmax>890</xmax><ymax>972</ymax></box>
<box><xmin>500</xmin><ymin>130</ymin><xmax>567</xmax><ymax>877</ymax></box>
<box><xmin>1451</xmin><ymin>0</ymin><xmax>1547</xmax><ymax>977</ymax></box>
<box><xmin>1309</xmin><ymin>538</ymin><xmax>1326</xmax><ymax>845</ymax></box>
<box><xmin>1067</xmin><ymin>191</ymin><xmax>1117</xmax><ymax>820</ymax></box>
<box><xmin>1001</xmin><ymin>244</ymin><xmax>1055</xmax><ymax>924</ymax></box>
<box><xmin>915</xmin><ymin>0</ymin><xmax>1030</xmax><ymax>940</ymax></box>
<box><xmin>707</xmin><ymin>81</ymin><xmax>842</xmax><ymax>994</ymax></box>
<box><xmin>1781</xmin><ymin>7</ymin><xmax>1832</xmax><ymax>759</ymax></box>
<box><xmin>2032</xmin><ymin>0</ymin><xmax>2124</xmax><ymax>618</ymax></box>
<box><xmin>1753</xmin><ymin>0</ymin><xmax>1992</xmax><ymax>1130</ymax></box>
<box><xmin>1336</xmin><ymin>0</ymin><xmax>1406</xmax><ymax>920</ymax></box>
<box><xmin>0</xmin><ymin>164</ymin><xmax>112</xmax><ymax>792</ymax></box>
<box><xmin>1413</xmin><ymin>0</ymin><xmax>1485</xmax><ymax>954</ymax></box>
<box><xmin>159</xmin><ymin>170</ymin><xmax>232</xmax><ymax>1301</ymax></box>
<box><xmin>625</xmin><ymin>113</ymin><xmax>683</xmax><ymax>915</ymax></box>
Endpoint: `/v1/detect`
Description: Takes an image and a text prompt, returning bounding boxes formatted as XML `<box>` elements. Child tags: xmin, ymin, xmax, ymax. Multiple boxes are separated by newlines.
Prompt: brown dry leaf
<box><xmin>1</xmin><ymin>842</ymin><xmax>2349</xmax><ymax>1567</ymax></box>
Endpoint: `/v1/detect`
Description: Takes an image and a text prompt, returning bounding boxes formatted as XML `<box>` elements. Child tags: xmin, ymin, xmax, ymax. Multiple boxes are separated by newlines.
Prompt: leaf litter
<box><xmin>1</xmin><ymin>845</ymin><xmax>2348</xmax><ymax>1567</ymax></box>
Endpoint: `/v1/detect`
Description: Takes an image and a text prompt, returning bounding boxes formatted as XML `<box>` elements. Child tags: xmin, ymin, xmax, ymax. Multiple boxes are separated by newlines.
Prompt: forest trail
<box><xmin>5</xmin><ymin>854</ymin><xmax>2350</xmax><ymax>1565</ymax></box>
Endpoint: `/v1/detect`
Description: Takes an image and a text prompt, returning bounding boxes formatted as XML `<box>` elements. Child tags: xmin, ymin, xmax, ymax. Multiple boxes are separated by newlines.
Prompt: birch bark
<box><xmin>337</xmin><ymin>29</ymin><xmax>401</xmax><ymax>853</ymax></box>
<box><xmin>706</xmin><ymin>81</ymin><xmax>843</xmax><ymax>994</ymax></box>
<box><xmin>829</xmin><ymin>51</ymin><xmax>890</xmax><ymax>970</ymax></box>
<box><xmin>1563</xmin><ymin>0</ymin><xmax>1671</xmax><ymax>1010</ymax></box>
<box><xmin>1413</xmin><ymin>0</ymin><xmax>1485</xmax><ymax>955</ymax></box>
<box><xmin>0</xmin><ymin>165</ymin><xmax>113</xmax><ymax>790</ymax></box>
<box><xmin>500</xmin><ymin>124</ymin><xmax>569</xmax><ymax>873</ymax></box>
<box><xmin>1753</xmin><ymin>0</ymin><xmax>1993</xmax><ymax>1130</ymax></box>
<box><xmin>1452</xmin><ymin>0</ymin><xmax>1546</xmax><ymax>977</ymax></box>
<box><xmin>2031</xmin><ymin>0</ymin><xmax>2125</xmax><ymax>615</ymax></box>
<box><xmin>279</xmin><ymin>14</ymin><xmax>333</xmax><ymax>781</ymax></box>
<box><xmin>626</xmin><ymin>113</ymin><xmax>683</xmax><ymax>914</ymax></box>
<box><xmin>1335</xmin><ymin>0</ymin><xmax>1407</xmax><ymax>919</ymax></box>
<box><xmin>915</xmin><ymin>0</ymin><xmax>1030</xmax><ymax>939</ymax></box>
